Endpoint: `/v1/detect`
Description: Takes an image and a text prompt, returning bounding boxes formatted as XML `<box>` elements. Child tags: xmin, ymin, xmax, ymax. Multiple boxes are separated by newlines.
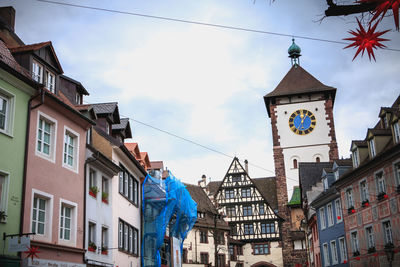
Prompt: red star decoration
<box><xmin>24</xmin><ymin>245</ymin><xmax>41</xmax><ymax>260</ymax></box>
<box><xmin>358</xmin><ymin>0</ymin><xmax>400</xmax><ymax>30</ymax></box>
<box><xmin>344</xmin><ymin>19</ymin><xmax>390</xmax><ymax>61</ymax></box>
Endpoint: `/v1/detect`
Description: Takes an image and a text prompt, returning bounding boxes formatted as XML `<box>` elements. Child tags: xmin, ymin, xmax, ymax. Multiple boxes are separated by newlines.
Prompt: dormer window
<box><xmin>45</xmin><ymin>71</ymin><xmax>55</xmax><ymax>93</ymax></box>
<box><xmin>32</xmin><ymin>60</ymin><xmax>43</xmax><ymax>83</ymax></box>
<box><xmin>394</xmin><ymin>122</ymin><xmax>400</xmax><ymax>143</ymax></box>
<box><xmin>369</xmin><ymin>139</ymin><xmax>376</xmax><ymax>158</ymax></box>
<box><xmin>323</xmin><ymin>177</ymin><xmax>328</xmax><ymax>191</ymax></box>
<box><xmin>75</xmin><ymin>93</ymin><xmax>81</xmax><ymax>105</ymax></box>
<box><xmin>383</xmin><ymin>116</ymin><xmax>388</xmax><ymax>128</ymax></box>
<box><xmin>334</xmin><ymin>171</ymin><xmax>339</xmax><ymax>181</ymax></box>
<box><xmin>352</xmin><ymin>150</ymin><xmax>360</xmax><ymax>168</ymax></box>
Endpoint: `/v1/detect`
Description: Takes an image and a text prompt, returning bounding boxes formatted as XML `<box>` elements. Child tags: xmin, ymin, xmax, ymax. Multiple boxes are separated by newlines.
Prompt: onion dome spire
<box><xmin>288</xmin><ymin>38</ymin><xmax>301</xmax><ymax>66</ymax></box>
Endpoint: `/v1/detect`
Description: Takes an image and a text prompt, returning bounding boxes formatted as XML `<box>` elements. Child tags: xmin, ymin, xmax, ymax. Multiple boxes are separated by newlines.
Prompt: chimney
<box><xmin>198</xmin><ymin>174</ymin><xmax>207</xmax><ymax>188</ymax></box>
<box><xmin>0</xmin><ymin>7</ymin><xmax>16</xmax><ymax>32</ymax></box>
<box><xmin>244</xmin><ymin>159</ymin><xmax>249</xmax><ymax>175</ymax></box>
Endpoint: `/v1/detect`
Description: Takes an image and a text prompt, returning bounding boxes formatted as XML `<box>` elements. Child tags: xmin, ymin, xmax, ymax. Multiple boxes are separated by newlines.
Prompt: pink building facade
<box><xmin>22</xmin><ymin>91</ymin><xmax>92</xmax><ymax>266</ymax></box>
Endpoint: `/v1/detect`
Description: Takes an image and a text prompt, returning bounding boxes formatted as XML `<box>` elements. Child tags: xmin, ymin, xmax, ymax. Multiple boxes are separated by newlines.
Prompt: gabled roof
<box><xmin>92</xmin><ymin>102</ymin><xmax>120</xmax><ymax>124</ymax></box>
<box><xmin>149</xmin><ymin>161</ymin><xmax>164</xmax><ymax>170</ymax></box>
<box><xmin>299</xmin><ymin>162</ymin><xmax>333</xmax><ymax>199</ymax></box>
<box><xmin>9</xmin><ymin>41</ymin><xmax>63</xmax><ymax>73</ymax></box>
<box><xmin>264</xmin><ymin>65</ymin><xmax>336</xmax><ymax>116</ymax></box>
<box><xmin>334</xmin><ymin>158</ymin><xmax>352</xmax><ymax>167</ymax></box>
<box><xmin>112</xmin><ymin>118</ymin><xmax>132</xmax><ymax>139</ymax></box>
<box><xmin>366</xmin><ymin>128</ymin><xmax>392</xmax><ymax>140</ymax></box>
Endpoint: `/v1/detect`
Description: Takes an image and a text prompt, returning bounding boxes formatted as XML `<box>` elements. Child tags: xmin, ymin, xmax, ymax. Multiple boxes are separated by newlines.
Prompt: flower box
<box><xmin>88</xmin><ymin>247</ymin><xmax>96</xmax><ymax>252</ymax></box>
<box><xmin>89</xmin><ymin>186</ymin><xmax>99</xmax><ymax>198</ymax></box>
<box><xmin>353</xmin><ymin>251</ymin><xmax>360</xmax><ymax>256</ymax></box>
<box><xmin>377</xmin><ymin>192</ymin><xmax>388</xmax><ymax>201</ymax></box>
<box><xmin>101</xmin><ymin>250</ymin><xmax>108</xmax><ymax>255</ymax></box>
<box><xmin>347</xmin><ymin>207</ymin><xmax>356</xmax><ymax>215</ymax></box>
<box><xmin>362</xmin><ymin>200</ymin><xmax>370</xmax><ymax>208</ymax></box>
<box><xmin>102</xmin><ymin>192</ymin><xmax>109</xmax><ymax>204</ymax></box>
<box><xmin>368</xmin><ymin>247</ymin><xmax>376</xmax><ymax>253</ymax></box>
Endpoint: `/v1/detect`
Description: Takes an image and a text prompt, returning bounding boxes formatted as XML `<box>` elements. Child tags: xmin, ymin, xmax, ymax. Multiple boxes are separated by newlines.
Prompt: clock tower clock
<box><xmin>263</xmin><ymin>39</ymin><xmax>338</xmax><ymax>267</ymax></box>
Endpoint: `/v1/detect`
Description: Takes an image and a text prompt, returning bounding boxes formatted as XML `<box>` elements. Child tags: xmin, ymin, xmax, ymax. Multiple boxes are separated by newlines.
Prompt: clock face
<box><xmin>289</xmin><ymin>109</ymin><xmax>316</xmax><ymax>135</ymax></box>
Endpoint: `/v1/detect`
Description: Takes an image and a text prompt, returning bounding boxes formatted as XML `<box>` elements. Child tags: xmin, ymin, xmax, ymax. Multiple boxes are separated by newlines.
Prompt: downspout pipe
<box><xmin>20</xmin><ymin>86</ymin><xmax>44</xmax><ymax>235</ymax></box>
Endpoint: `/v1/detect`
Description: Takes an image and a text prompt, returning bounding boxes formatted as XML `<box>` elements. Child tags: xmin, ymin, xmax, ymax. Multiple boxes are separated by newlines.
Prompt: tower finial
<box><xmin>288</xmin><ymin>38</ymin><xmax>301</xmax><ymax>66</ymax></box>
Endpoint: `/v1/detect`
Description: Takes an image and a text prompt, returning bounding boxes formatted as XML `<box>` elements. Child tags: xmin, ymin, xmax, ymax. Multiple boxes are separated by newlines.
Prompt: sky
<box><xmin>4</xmin><ymin>0</ymin><xmax>400</xmax><ymax>193</ymax></box>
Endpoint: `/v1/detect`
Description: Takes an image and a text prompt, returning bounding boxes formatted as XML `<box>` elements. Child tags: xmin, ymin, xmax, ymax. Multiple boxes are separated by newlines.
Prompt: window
<box><xmin>102</xmin><ymin>177</ymin><xmax>109</xmax><ymax>203</ymax></box>
<box><xmin>232</xmin><ymin>175</ymin><xmax>241</xmax><ymax>182</ymax></box>
<box><xmin>369</xmin><ymin>138</ymin><xmax>376</xmax><ymax>157</ymax></box>
<box><xmin>360</xmin><ymin>180</ymin><xmax>369</xmax><ymax>202</ymax></box>
<box><xmin>319</xmin><ymin>207</ymin><xmax>326</xmax><ymax>229</ymax></box>
<box><xmin>230</xmin><ymin>225</ymin><xmax>237</xmax><ymax>236</ymax></box>
<box><xmin>394</xmin><ymin>122</ymin><xmax>400</xmax><ymax>143</ymax></box>
<box><xmin>335</xmin><ymin>199</ymin><xmax>342</xmax><ymax>223</ymax></box>
<box><xmin>346</xmin><ymin>188</ymin><xmax>354</xmax><ymax>208</ymax></box>
<box><xmin>86</xmin><ymin>127</ymin><xmax>92</xmax><ymax>145</ymax></box>
<box><xmin>101</xmin><ymin>227</ymin><xmax>108</xmax><ymax>250</ymax></box>
<box><xmin>253</xmin><ymin>243</ymin><xmax>269</xmax><ymax>255</ymax></box>
<box><xmin>322</xmin><ymin>243</ymin><xmax>330</xmax><ymax>267</ymax></box>
<box><xmin>244</xmin><ymin>223</ymin><xmax>254</xmax><ymax>235</ymax></box>
<box><xmin>76</xmin><ymin>93</ymin><xmax>81</xmax><ymax>105</ymax></box>
<box><xmin>334</xmin><ymin>171</ymin><xmax>339</xmax><ymax>181</ymax></box>
<box><xmin>63</xmin><ymin>128</ymin><xmax>79</xmax><ymax>171</ymax></box>
<box><xmin>316</xmin><ymin>157</ymin><xmax>320</xmax><ymax>163</ymax></box>
<box><xmin>119</xmin><ymin>165</ymin><xmax>139</xmax><ymax>205</ymax></box>
<box><xmin>376</xmin><ymin>171</ymin><xmax>386</xmax><ymax>194</ymax></box>
<box><xmin>339</xmin><ymin>237</ymin><xmax>347</xmax><ymax>263</ymax></box>
<box><xmin>32</xmin><ymin>60</ymin><xmax>43</xmax><ymax>83</ymax></box>
<box><xmin>366</xmin><ymin>226</ymin><xmax>375</xmax><ymax>249</ymax></box>
<box><xmin>323</xmin><ymin>178</ymin><xmax>328</xmax><ymax>190</ymax></box>
<box><xmin>217</xmin><ymin>254</ymin><xmax>225</xmax><ymax>267</ymax></box>
<box><xmin>0</xmin><ymin>172</ymin><xmax>8</xmax><ymax>220</ymax></box>
<box><xmin>45</xmin><ymin>70</ymin><xmax>55</xmax><ymax>93</ymax></box>
<box><xmin>0</xmin><ymin>94</ymin><xmax>9</xmax><ymax>132</ymax></box>
<box><xmin>351</xmin><ymin>231</ymin><xmax>359</xmax><ymax>254</ymax></box>
<box><xmin>198</xmin><ymin>211</ymin><xmax>205</xmax><ymax>218</ymax></box>
<box><xmin>118</xmin><ymin>219</ymin><xmax>139</xmax><ymax>255</ymax></box>
<box><xmin>293</xmin><ymin>240</ymin><xmax>306</xmax><ymax>250</ymax></box>
<box><xmin>36</xmin><ymin>114</ymin><xmax>56</xmax><ymax>160</ymax></box>
<box><xmin>226</xmin><ymin>206</ymin><xmax>236</xmax><ymax>217</ymax></box>
<box><xmin>216</xmin><ymin>232</ymin><xmax>225</xmax><ymax>245</ymax></box>
<box><xmin>200</xmin><ymin>253</ymin><xmax>209</xmax><ymax>264</ymax></box>
<box><xmin>225</xmin><ymin>189</ymin><xmax>234</xmax><ymax>199</ymax></box>
<box><xmin>182</xmin><ymin>249</ymin><xmax>188</xmax><ymax>263</ymax></box>
<box><xmin>88</xmin><ymin>222</ymin><xmax>96</xmax><ymax>244</ymax></box>
<box><xmin>327</xmin><ymin>203</ymin><xmax>334</xmax><ymax>227</ymax></box>
<box><xmin>241</xmin><ymin>188</ymin><xmax>251</xmax><ymax>198</ymax></box>
<box><xmin>293</xmin><ymin>159</ymin><xmax>298</xmax><ymax>169</ymax></box>
<box><xmin>330</xmin><ymin>241</ymin><xmax>338</xmax><ymax>264</ymax></box>
<box><xmin>261</xmin><ymin>222</ymin><xmax>275</xmax><ymax>234</ymax></box>
<box><xmin>32</xmin><ymin>197</ymin><xmax>46</xmax><ymax>235</ymax></box>
<box><xmin>200</xmin><ymin>230</ymin><xmax>208</xmax><ymax>243</ymax></box>
<box><xmin>352</xmin><ymin>149</ymin><xmax>359</xmax><ymax>168</ymax></box>
<box><xmin>383</xmin><ymin>221</ymin><xmax>393</xmax><ymax>245</ymax></box>
<box><xmin>243</xmin><ymin>205</ymin><xmax>252</xmax><ymax>216</ymax></box>
<box><xmin>59</xmin><ymin>203</ymin><xmax>75</xmax><ymax>242</ymax></box>
<box><xmin>395</xmin><ymin>162</ymin><xmax>400</xmax><ymax>186</ymax></box>
<box><xmin>258</xmin><ymin>204</ymin><xmax>265</xmax><ymax>215</ymax></box>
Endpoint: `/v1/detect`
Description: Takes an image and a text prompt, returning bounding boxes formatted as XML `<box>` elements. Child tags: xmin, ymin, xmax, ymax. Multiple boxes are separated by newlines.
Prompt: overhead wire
<box><xmin>35</xmin><ymin>0</ymin><xmax>400</xmax><ymax>52</ymax></box>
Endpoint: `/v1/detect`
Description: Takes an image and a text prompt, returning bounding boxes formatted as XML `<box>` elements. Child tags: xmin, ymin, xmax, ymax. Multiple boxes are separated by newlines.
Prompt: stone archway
<box><xmin>250</xmin><ymin>261</ymin><xmax>278</xmax><ymax>267</ymax></box>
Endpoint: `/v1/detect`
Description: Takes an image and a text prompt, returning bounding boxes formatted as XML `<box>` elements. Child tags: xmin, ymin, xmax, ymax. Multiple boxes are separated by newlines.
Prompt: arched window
<box><xmin>316</xmin><ymin>157</ymin><xmax>320</xmax><ymax>163</ymax></box>
<box><xmin>293</xmin><ymin>159</ymin><xmax>298</xmax><ymax>169</ymax></box>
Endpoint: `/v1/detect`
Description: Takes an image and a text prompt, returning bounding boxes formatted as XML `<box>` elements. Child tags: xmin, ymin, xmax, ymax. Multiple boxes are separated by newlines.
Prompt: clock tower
<box><xmin>264</xmin><ymin>40</ymin><xmax>338</xmax><ymax>266</ymax></box>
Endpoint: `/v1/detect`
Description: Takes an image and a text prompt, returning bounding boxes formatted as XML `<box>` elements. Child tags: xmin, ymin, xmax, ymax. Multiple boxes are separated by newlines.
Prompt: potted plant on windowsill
<box><xmin>102</xmin><ymin>192</ymin><xmax>108</xmax><ymax>204</ymax></box>
<box><xmin>89</xmin><ymin>186</ymin><xmax>99</xmax><ymax>198</ymax></box>
<box><xmin>88</xmin><ymin>242</ymin><xmax>97</xmax><ymax>252</ymax></box>
<box><xmin>377</xmin><ymin>192</ymin><xmax>389</xmax><ymax>201</ymax></box>
<box><xmin>362</xmin><ymin>200</ymin><xmax>370</xmax><ymax>208</ymax></box>
<box><xmin>347</xmin><ymin>206</ymin><xmax>356</xmax><ymax>215</ymax></box>
<box><xmin>368</xmin><ymin>247</ymin><xmax>376</xmax><ymax>253</ymax></box>
<box><xmin>101</xmin><ymin>246</ymin><xmax>108</xmax><ymax>255</ymax></box>
<box><xmin>353</xmin><ymin>250</ymin><xmax>360</xmax><ymax>256</ymax></box>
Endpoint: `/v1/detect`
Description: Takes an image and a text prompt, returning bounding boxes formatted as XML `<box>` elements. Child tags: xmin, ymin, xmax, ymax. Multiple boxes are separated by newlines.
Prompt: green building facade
<box><xmin>0</xmin><ymin>62</ymin><xmax>36</xmax><ymax>266</ymax></box>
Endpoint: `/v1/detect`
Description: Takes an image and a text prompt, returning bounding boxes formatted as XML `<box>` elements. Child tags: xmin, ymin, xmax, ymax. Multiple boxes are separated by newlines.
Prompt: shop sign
<box><xmin>8</xmin><ymin>236</ymin><xmax>30</xmax><ymax>252</ymax></box>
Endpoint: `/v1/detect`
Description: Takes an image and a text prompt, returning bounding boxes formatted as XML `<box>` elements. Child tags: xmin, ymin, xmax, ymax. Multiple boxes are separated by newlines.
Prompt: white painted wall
<box><xmin>274</xmin><ymin>100</ymin><xmax>331</xmax><ymax>191</ymax></box>
<box><xmin>112</xmin><ymin>147</ymin><xmax>142</xmax><ymax>267</ymax></box>
<box><xmin>85</xmin><ymin>160</ymin><xmax>114</xmax><ymax>265</ymax></box>
<box><xmin>230</xmin><ymin>242</ymin><xmax>282</xmax><ymax>267</ymax></box>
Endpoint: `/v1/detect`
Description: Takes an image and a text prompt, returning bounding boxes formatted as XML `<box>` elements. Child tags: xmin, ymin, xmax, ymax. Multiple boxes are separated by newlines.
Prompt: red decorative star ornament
<box><xmin>344</xmin><ymin>19</ymin><xmax>390</xmax><ymax>61</ymax></box>
<box><xmin>24</xmin><ymin>245</ymin><xmax>41</xmax><ymax>260</ymax></box>
<box><xmin>358</xmin><ymin>0</ymin><xmax>400</xmax><ymax>30</ymax></box>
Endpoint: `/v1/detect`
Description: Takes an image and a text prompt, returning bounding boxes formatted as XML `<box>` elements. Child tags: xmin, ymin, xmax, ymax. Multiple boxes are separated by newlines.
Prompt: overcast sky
<box><xmin>5</xmin><ymin>0</ymin><xmax>400</xmax><ymax>193</ymax></box>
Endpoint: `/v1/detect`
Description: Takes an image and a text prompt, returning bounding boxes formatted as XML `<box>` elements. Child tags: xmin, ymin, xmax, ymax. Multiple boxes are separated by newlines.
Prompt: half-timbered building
<box><xmin>210</xmin><ymin>157</ymin><xmax>283</xmax><ymax>267</ymax></box>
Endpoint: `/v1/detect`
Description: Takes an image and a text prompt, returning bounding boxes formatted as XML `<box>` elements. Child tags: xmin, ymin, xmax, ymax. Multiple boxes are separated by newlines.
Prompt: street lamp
<box><xmin>384</xmin><ymin>244</ymin><xmax>394</xmax><ymax>267</ymax></box>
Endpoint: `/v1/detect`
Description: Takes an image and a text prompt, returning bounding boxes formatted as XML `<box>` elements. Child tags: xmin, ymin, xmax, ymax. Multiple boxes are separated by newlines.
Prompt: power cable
<box><xmin>35</xmin><ymin>0</ymin><xmax>400</xmax><ymax>52</ymax></box>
